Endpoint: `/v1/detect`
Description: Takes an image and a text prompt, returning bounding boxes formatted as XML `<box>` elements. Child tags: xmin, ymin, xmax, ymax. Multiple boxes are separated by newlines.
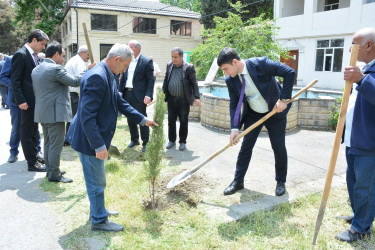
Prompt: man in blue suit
<box><xmin>66</xmin><ymin>44</ymin><xmax>157</xmax><ymax>232</ymax></box>
<box><xmin>118</xmin><ymin>40</ymin><xmax>154</xmax><ymax>152</ymax></box>
<box><xmin>217</xmin><ymin>47</ymin><xmax>295</xmax><ymax>196</ymax></box>
<box><xmin>0</xmin><ymin>55</ymin><xmax>42</xmax><ymax>163</ymax></box>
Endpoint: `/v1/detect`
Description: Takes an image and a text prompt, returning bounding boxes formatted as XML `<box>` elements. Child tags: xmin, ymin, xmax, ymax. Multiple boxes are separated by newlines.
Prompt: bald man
<box><xmin>335</xmin><ymin>27</ymin><xmax>375</xmax><ymax>242</ymax></box>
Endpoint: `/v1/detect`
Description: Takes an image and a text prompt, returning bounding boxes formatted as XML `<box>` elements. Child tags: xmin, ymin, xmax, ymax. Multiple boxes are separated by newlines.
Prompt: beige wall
<box><xmin>61</xmin><ymin>8</ymin><xmax>203</xmax><ymax>78</ymax></box>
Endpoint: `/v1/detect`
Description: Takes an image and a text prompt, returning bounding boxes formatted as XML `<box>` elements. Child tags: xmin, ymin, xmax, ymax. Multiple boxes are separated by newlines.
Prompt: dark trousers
<box><xmin>346</xmin><ymin>147</ymin><xmax>375</xmax><ymax>234</ymax></box>
<box><xmin>124</xmin><ymin>90</ymin><xmax>149</xmax><ymax>145</ymax></box>
<box><xmin>0</xmin><ymin>85</ymin><xmax>8</xmax><ymax>107</ymax></box>
<box><xmin>9</xmin><ymin>103</ymin><xmax>21</xmax><ymax>156</ymax></box>
<box><xmin>42</xmin><ymin>122</ymin><xmax>65</xmax><ymax>180</ymax></box>
<box><xmin>167</xmin><ymin>96</ymin><xmax>190</xmax><ymax>144</ymax></box>
<box><xmin>65</xmin><ymin>92</ymin><xmax>79</xmax><ymax>137</ymax></box>
<box><xmin>234</xmin><ymin>109</ymin><xmax>288</xmax><ymax>183</ymax></box>
<box><xmin>20</xmin><ymin>108</ymin><xmax>39</xmax><ymax>167</ymax></box>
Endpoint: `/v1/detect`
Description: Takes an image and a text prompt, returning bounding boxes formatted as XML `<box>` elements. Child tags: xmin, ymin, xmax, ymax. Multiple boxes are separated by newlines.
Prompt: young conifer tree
<box><xmin>144</xmin><ymin>87</ymin><xmax>167</xmax><ymax>209</ymax></box>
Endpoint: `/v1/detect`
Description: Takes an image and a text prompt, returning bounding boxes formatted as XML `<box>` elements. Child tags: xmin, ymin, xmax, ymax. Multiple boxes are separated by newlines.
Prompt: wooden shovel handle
<box><xmin>312</xmin><ymin>44</ymin><xmax>359</xmax><ymax>245</ymax></box>
<box><xmin>82</xmin><ymin>22</ymin><xmax>94</xmax><ymax>64</ymax></box>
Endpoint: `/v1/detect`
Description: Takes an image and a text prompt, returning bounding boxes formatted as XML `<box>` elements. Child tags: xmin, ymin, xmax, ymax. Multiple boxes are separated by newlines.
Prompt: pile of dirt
<box><xmin>142</xmin><ymin>170</ymin><xmax>218</xmax><ymax>211</ymax></box>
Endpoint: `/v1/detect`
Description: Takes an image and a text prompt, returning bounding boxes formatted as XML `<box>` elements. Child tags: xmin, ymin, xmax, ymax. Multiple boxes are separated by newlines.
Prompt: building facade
<box><xmin>61</xmin><ymin>0</ymin><xmax>202</xmax><ymax>79</ymax></box>
<box><xmin>275</xmin><ymin>0</ymin><xmax>375</xmax><ymax>90</ymax></box>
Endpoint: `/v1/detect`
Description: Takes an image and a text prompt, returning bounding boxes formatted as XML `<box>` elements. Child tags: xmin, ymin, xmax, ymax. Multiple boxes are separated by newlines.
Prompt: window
<box><xmin>170</xmin><ymin>20</ymin><xmax>191</xmax><ymax>36</ymax></box>
<box><xmin>100</xmin><ymin>44</ymin><xmax>113</xmax><ymax>61</ymax></box>
<box><xmin>133</xmin><ymin>17</ymin><xmax>156</xmax><ymax>34</ymax></box>
<box><xmin>324</xmin><ymin>0</ymin><xmax>339</xmax><ymax>11</ymax></box>
<box><xmin>315</xmin><ymin>39</ymin><xmax>344</xmax><ymax>72</ymax></box>
<box><xmin>91</xmin><ymin>14</ymin><xmax>117</xmax><ymax>31</ymax></box>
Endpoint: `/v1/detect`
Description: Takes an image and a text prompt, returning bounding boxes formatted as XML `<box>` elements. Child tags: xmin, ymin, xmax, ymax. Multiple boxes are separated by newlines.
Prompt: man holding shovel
<box><xmin>335</xmin><ymin>27</ymin><xmax>375</xmax><ymax>242</ymax></box>
<box><xmin>217</xmin><ymin>48</ymin><xmax>295</xmax><ymax>196</ymax></box>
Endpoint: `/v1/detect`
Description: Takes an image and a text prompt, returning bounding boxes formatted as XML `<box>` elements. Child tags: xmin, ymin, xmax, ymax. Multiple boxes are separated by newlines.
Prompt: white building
<box><xmin>275</xmin><ymin>0</ymin><xmax>375</xmax><ymax>90</ymax></box>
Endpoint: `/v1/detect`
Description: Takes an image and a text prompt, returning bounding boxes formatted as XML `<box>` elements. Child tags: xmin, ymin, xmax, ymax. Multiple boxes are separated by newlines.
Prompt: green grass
<box><xmin>41</xmin><ymin>117</ymin><xmax>375</xmax><ymax>249</ymax></box>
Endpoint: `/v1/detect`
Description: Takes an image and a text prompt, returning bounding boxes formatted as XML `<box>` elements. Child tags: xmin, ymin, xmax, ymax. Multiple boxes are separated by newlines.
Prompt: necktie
<box><xmin>233</xmin><ymin>74</ymin><xmax>246</xmax><ymax>126</ymax></box>
<box><xmin>33</xmin><ymin>53</ymin><xmax>39</xmax><ymax>66</ymax></box>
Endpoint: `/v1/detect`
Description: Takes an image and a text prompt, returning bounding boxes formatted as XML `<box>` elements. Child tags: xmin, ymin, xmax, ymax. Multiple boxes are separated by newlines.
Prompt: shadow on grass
<box><xmin>40</xmin><ymin>178</ymin><xmax>66</xmax><ymax>195</ymax></box>
<box><xmin>58</xmin><ymin>220</ymin><xmax>112</xmax><ymax>249</ymax></box>
<box><xmin>61</xmin><ymin>146</ymin><xmax>79</xmax><ymax>162</ymax></box>
<box><xmin>217</xmin><ymin>202</ymin><xmax>294</xmax><ymax>241</ymax></box>
<box><xmin>121</xmin><ymin>148</ymin><xmax>145</xmax><ymax>163</ymax></box>
<box><xmin>141</xmin><ymin>210</ymin><xmax>163</xmax><ymax>238</ymax></box>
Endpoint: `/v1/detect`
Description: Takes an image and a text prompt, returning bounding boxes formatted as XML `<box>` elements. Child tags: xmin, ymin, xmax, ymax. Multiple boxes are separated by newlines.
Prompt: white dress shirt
<box><xmin>125</xmin><ymin>54</ymin><xmax>140</xmax><ymax>88</ymax></box>
<box><xmin>65</xmin><ymin>54</ymin><xmax>87</xmax><ymax>94</ymax></box>
<box><xmin>241</xmin><ymin>63</ymin><xmax>268</xmax><ymax>114</ymax></box>
<box><xmin>24</xmin><ymin>44</ymin><xmax>37</xmax><ymax>65</ymax></box>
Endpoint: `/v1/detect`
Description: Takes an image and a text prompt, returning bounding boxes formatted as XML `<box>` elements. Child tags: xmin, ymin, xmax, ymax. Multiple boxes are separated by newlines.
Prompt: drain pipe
<box><xmin>74</xmin><ymin>7</ymin><xmax>78</xmax><ymax>50</ymax></box>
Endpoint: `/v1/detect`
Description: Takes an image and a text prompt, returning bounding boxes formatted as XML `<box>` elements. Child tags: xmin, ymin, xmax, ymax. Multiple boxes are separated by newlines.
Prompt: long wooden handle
<box><xmin>312</xmin><ymin>44</ymin><xmax>359</xmax><ymax>245</ymax></box>
<box><xmin>82</xmin><ymin>22</ymin><xmax>94</xmax><ymax>64</ymax></box>
<box><xmin>187</xmin><ymin>79</ymin><xmax>318</xmax><ymax>175</ymax></box>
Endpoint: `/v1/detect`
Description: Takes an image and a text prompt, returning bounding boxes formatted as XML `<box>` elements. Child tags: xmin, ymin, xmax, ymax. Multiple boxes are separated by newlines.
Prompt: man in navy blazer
<box><xmin>335</xmin><ymin>27</ymin><xmax>375</xmax><ymax>242</ymax></box>
<box><xmin>118</xmin><ymin>40</ymin><xmax>154</xmax><ymax>152</ymax></box>
<box><xmin>11</xmin><ymin>29</ymin><xmax>49</xmax><ymax>172</ymax></box>
<box><xmin>66</xmin><ymin>44</ymin><xmax>157</xmax><ymax>232</ymax></box>
<box><xmin>217</xmin><ymin>47</ymin><xmax>295</xmax><ymax>197</ymax></box>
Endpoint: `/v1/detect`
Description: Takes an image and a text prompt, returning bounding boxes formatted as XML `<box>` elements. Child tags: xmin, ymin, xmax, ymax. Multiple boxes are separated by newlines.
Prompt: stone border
<box><xmin>190</xmin><ymin>94</ymin><xmax>339</xmax><ymax>131</ymax></box>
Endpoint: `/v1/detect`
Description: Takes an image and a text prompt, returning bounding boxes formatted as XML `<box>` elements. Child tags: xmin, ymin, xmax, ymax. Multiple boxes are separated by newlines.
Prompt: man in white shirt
<box><xmin>150</xmin><ymin>56</ymin><xmax>161</xmax><ymax>80</ymax></box>
<box><xmin>64</xmin><ymin>45</ymin><xmax>91</xmax><ymax>145</ymax></box>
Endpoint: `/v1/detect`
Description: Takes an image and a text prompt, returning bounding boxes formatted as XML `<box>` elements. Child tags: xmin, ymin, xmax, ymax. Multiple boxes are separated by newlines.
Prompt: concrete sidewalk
<box><xmin>0</xmin><ymin>100</ymin><xmax>347</xmax><ymax>248</ymax></box>
<box><xmin>0</xmin><ymin>108</ymin><xmax>63</xmax><ymax>249</ymax></box>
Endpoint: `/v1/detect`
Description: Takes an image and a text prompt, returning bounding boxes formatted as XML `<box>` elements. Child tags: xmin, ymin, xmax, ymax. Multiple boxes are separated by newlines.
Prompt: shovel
<box><xmin>167</xmin><ymin>79</ymin><xmax>318</xmax><ymax>189</ymax></box>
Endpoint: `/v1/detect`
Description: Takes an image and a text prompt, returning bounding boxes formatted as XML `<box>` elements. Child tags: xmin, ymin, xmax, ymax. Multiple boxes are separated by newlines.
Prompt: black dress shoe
<box><xmin>336</xmin><ymin>229</ymin><xmax>371</xmax><ymax>242</ymax></box>
<box><xmin>276</xmin><ymin>181</ymin><xmax>286</xmax><ymax>196</ymax></box>
<box><xmin>127</xmin><ymin>141</ymin><xmax>140</xmax><ymax>148</ymax></box>
<box><xmin>48</xmin><ymin>176</ymin><xmax>73</xmax><ymax>183</ymax></box>
<box><xmin>224</xmin><ymin>181</ymin><xmax>244</xmax><ymax>195</ymax></box>
<box><xmin>91</xmin><ymin>219</ymin><xmax>124</xmax><ymax>232</ymax></box>
<box><xmin>60</xmin><ymin>170</ymin><xmax>66</xmax><ymax>175</ymax></box>
<box><xmin>142</xmin><ymin>145</ymin><xmax>146</xmax><ymax>152</ymax></box>
<box><xmin>336</xmin><ymin>215</ymin><xmax>353</xmax><ymax>224</ymax></box>
<box><xmin>28</xmin><ymin>162</ymin><xmax>47</xmax><ymax>172</ymax></box>
<box><xmin>8</xmin><ymin>154</ymin><xmax>18</xmax><ymax>163</ymax></box>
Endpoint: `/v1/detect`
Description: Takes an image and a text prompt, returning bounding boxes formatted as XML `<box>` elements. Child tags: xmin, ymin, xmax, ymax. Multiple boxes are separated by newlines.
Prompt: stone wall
<box><xmin>190</xmin><ymin>93</ymin><xmax>338</xmax><ymax>131</ymax></box>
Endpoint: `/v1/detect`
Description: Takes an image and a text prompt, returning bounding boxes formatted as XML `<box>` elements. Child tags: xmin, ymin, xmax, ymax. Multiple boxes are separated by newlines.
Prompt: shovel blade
<box><xmin>166</xmin><ymin>170</ymin><xmax>192</xmax><ymax>189</ymax></box>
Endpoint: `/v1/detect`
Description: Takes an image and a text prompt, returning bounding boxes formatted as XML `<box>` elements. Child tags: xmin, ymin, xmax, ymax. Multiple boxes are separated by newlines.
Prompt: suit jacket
<box><xmin>0</xmin><ymin>56</ymin><xmax>15</xmax><ymax>106</ymax></box>
<box><xmin>31</xmin><ymin>58</ymin><xmax>83</xmax><ymax>123</ymax></box>
<box><xmin>119</xmin><ymin>54</ymin><xmax>154</xmax><ymax>103</ymax></box>
<box><xmin>226</xmin><ymin>57</ymin><xmax>295</xmax><ymax>129</ymax></box>
<box><xmin>66</xmin><ymin>62</ymin><xmax>145</xmax><ymax>156</ymax></box>
<box><xmin>11</xmin><ymin>46</ymin><xmax>42</xmax><ymax>108</ymax></box>
<box><xmin>162</xmin><ymin>61</ymin><xmax>200</xmax><ymax>105</ymax></box>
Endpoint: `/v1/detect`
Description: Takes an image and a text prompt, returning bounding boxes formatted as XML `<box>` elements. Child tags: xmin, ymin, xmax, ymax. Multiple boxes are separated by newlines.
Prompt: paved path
<box><xmin>0</xmin><ymin>108</ymin><xmax>63</xmax><ymax>250</ymax></box>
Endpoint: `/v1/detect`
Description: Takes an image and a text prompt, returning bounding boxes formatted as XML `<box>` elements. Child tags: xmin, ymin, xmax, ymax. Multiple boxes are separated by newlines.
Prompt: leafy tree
<box><xmin>13</xmin><ymin>0</ymin><xmax>66</xmax><ymax>37</ymax></box>
<box><xmin>191</xmin><ymin>7</ymin><xmax>288</xmax><ymax>79</ymax></box>
<box><xmin>159</xmin><ymin>0</ymin><xmax>201</xmax><ymax>12</ymax></box>
<box><xmin>143</xmin><ymin>88</ymin><xmax>167</xmax><ymax>209</ymax></box>
<box><xmin>200</xmin><ymin>0</ymin><xmax>273</xmax><ymax>29</ymax></box>
<box><xmin>0</xmin><ymin>0</ymin><xmax>26</xmax><ymax>54</ymax></box>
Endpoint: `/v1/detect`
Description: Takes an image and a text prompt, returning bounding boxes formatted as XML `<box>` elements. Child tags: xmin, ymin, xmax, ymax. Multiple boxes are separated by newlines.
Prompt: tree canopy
<box><xmin>190</xmin><ymin>9</ymin><xmax>288</xmax><ymax>79</ymax></box>
<box><xmin>159</xmin><ymin>0</ymin><xmax>201</xmax><ymax>12</ymax></box>
<box><xmin>0</xmin><ymin>0</ymin><xmax>26</xmax><ymax>54</ymax></box>
<box><xmin>13</xmin><ymin>0</ymin><xmax>66</xmax><ymax>37</ymax></box>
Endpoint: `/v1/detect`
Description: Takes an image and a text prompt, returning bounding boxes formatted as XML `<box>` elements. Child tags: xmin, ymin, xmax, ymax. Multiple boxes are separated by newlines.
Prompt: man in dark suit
<box><xmin>32</xmin><ymin>41</ymin><xmax>92</xmax><ymax>183</ymax></box>
<box><xmin>217</xmin><ymin>47</ymin><xmax>295</xmax><ymax>196</ymax></box>
<box><xmin>162</xmin><ymin>47</ymin><xmax>200</xmax><ymax>151</ymax></box>
<box><xmin>11</xmin><ymin>29</ymin><xmax>49</xmax><ymax>172</ymax></box>
<box><xmin>118</xmin><ymin>40</ymin><xmax>154</xmax><ymax>152</ymax></box>
<box><xmin>66</xmin><ymin>44</ymin><xmax>157</xmax><ymax>232</ymax></box>
<box><xmin>0</xmin><ymin>56</ymin><xmax>43</xmax><ymax>164</ymax></box>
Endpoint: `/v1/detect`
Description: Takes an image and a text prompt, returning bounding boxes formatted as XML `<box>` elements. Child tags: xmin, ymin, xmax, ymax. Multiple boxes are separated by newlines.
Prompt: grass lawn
<box><xmin>40</xmin><ymin>116</ymin><xmax>375</xmax><ymax>249</ymax></box>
